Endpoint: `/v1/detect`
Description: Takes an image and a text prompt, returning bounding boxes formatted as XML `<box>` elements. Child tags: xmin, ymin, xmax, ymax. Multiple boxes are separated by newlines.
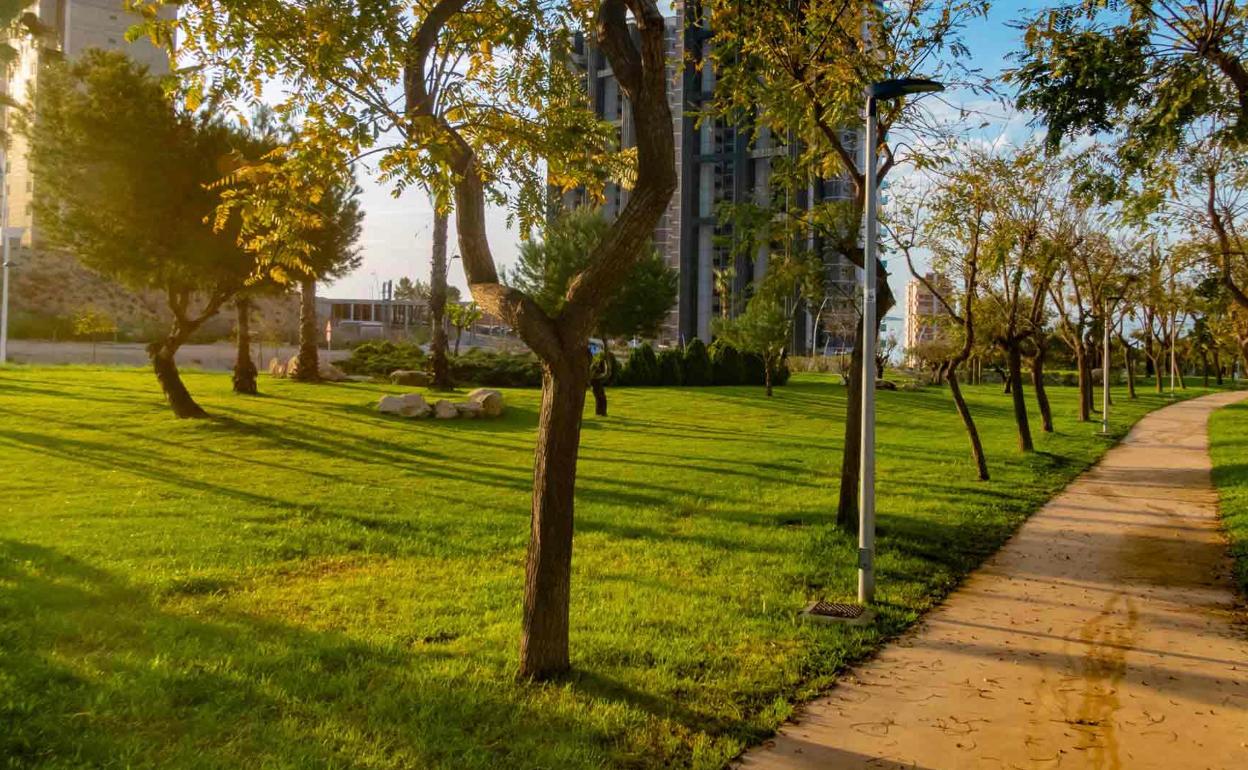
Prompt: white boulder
<box><xmin>320</xmin><ymin>363</ymin><xmax>349</xmax><ymax>382</ymax></box>
<box><xmin>399</xmin><ymin>393</ymin><xmax>432</xmax><ymax>418</ymax></box>
<box><xmin>456</xmin><ymin>401</ymin><xmax>484</xmax><ymax>418</ymax></box>
<box><xmin>433</xmin><ymin>399</ymin><xmax>459</xmax><ymax>419</ymax></box>
<box><xmin>378</xmin><ymin>395</ymin><xmax>405</xmax><ymax>414</ymax></box>
<box><xmin>466</xmin><ymin>388</ymin><xmax>505</xmax><ymax>417</ymax></box>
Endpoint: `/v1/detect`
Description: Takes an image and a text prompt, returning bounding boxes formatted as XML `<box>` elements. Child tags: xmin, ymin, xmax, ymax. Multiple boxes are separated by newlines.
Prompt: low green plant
<box><xmin>620</xmin><ymin>343</ymin><xmax>660</xmax><ymax>386</ymax></box>
<box><xmin>656</xmin><ymin>349</ymin><xmax>684</xmax><ymax>386</ymax></box>
<box><xmin>682</xmin><ymin>338</ymin><xmax>712</xmax><ymax>385</ymax></box>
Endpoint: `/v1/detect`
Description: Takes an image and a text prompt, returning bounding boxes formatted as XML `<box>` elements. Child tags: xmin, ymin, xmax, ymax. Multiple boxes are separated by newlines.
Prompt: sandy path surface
<box><xmin>739</xmin><ymin>392</ymin><xmax>1248</xmax><ymax>770</ymax></box>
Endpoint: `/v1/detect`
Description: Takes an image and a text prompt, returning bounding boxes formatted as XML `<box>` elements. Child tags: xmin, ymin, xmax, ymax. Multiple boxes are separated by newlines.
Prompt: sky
<box><xmin>324</xmin><ymin>0</ymin><xmax>1047</xmax><ymax>324</ymax></box>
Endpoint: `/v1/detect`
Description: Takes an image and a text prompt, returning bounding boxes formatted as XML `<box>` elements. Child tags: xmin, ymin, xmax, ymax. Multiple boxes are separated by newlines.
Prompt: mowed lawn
<box><xmin>0</xmin><ymin>367</ymin><xmax>1223</xmax><ymax>769</ymax></box>
<box><xmin>1209</xmin><ymin>398</ymin><xmax>1248</xmax><ymax>596</ymax></box>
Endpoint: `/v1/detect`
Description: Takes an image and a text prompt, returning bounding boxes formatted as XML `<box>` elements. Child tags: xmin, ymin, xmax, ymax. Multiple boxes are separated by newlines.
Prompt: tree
<box><xmin>889</xmin><ymin>161</ymin><xmax>991</xmax><ymax>481</ymax></box>
<box><xmin>1011</xmin><ymin>1</ymin><xmax>1248</xmax><ymax>164</ymax></box>
<box><xmin>394</xmin><ymin>276</ymin><xmax>429</xmax><ymax>302</ymax></box>
<box><xmin>152</xmin><ymin>0</ymin><xmax>676</xmax><ymax>679</ymax></box>
<box><xmin>290</xmin><ymin>181</ymin><xmax>365</xmax><ymax>382</ymax></box>
<box><xmin>72</xmin><ymin>307</ymin><xmax>117</xmax><ymax>364</ymax></box>
<box><xmin>716</xmin><ymin>293</ymin><xmax>789</xmax><ymax>397</ymax></box>
<box><xmin>506</xmin><ymin>206</ymin><xmax>677</xmax><ymax>413</ymax></box>
<box><xmin>705</xmin><ymin>0</ymin><xmax>992</xmax><ymax>531</ymax></box>
<box><xmin>447</xmin><ymin>300</ymin><xmax>483</xmax><ymax>355</ymax></box>
<box><xmin>23</xmin><ymin>50</ymin><xmax>258</xmax><ymax>417</ymax></box>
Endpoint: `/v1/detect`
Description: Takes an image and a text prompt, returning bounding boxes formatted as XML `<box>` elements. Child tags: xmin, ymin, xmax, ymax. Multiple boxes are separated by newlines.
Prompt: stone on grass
<box><xmin>466</xmin><ymin>388</ymin><xmax>505</xmax><ymax>417</ymax></box>
<box><xmin>320</xmin><ymin>363</ymin><xmax>349</xmax><ymax>382</ymax></box>
<box><xmin>456</xmin><ymin>401</ymin><xmax>484</xmax><ymax>418</ymax></box>
<box><xmin>391</xmin><ymin>369</ymin><xmax>431</xmax><ymax>386</ymax></box>
<box><xmin>399</xmin><ymin>393</ymin><xmax>432</xmax><ymax>418</ymax></box>
<box><xmin>433</xmin><ymin>399</ymin><xmax>459</xmax><ymax>419</ymax></box>
<box><xmin>875</xmin><ymin>379</ymin><xmax>898</xmax><ymax>391</ymax></box>
<box><xmin>378</xmin><ymin>395</ymin><xmax>405</xmax><ymax>414</ymax></box>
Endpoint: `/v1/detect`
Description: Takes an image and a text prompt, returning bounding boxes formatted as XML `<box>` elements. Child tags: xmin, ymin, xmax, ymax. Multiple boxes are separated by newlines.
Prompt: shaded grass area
<box><xmin>1209</xmin><ymin>399</ymin><xmax>1248</xmax><ymax>596</ymax></box>
<box><xmin>0</xmin><ymin>366</ymin><xmax>1227</xmax><ymax>769</ymax></box>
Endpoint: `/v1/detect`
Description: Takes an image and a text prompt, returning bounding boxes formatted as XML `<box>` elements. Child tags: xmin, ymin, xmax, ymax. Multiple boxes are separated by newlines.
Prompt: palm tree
<box><xmin>713</xmin><ymin>266</ymin><xmax>736</xmax><ymax>319</ymax></box>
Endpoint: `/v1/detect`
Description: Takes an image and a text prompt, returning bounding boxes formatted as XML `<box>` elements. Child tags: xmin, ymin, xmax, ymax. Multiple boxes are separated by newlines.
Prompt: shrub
<box><xmin>656</xmin><ymin>349</ymin><xmax>684</xmax><ymax>386</ymax></box>
<box><xmin>620</xmin><ymin>343</ymin><xmax>660</xmax><ymax>386</ymax></box>
<box><xmin>682</xmin><ymin>338</ymin><xmax>712</xmax><ymax>385</ymax></box>
<box><xmin>339</xmin><ymin>341</ymin><xmax>425</xmax><ymax>377</ymax></box>
<box><xmin>449</xmin><ymin>349</ymin><xmax>543</xmax><ymax>387</ymax></box>
<box><xmin>742</xmin><ymin>351</ymin><xmax>767</xmax><ymax>386</ymax></box>
<box><xmin>708</xmin><ymin>340</ymin><xmax>744</xmax><ymax>385</ymax></box>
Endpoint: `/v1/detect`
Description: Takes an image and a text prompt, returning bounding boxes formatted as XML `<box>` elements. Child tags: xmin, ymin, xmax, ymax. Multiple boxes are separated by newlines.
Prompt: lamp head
<box><xmin>868</xmin><ymin>78</ymin><xmax>946</xmax><ymax>101</ymax></box>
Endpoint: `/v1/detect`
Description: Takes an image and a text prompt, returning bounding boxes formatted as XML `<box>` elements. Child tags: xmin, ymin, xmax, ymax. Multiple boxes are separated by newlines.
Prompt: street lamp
<box><xmin>859</xmin><ymin>77</ymin><xmax>944</xmax><ymax>605</ymax></box>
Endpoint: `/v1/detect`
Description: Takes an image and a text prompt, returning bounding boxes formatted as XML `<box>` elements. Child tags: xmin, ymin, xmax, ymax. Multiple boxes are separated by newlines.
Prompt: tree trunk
<box><xmin>591</xmin><ymin>380</ymin><xmax>608</xmax><ymax>416</ymax></box>
<box><xmin>1123</xmin><ymin>341</ymin><xmax>1137</xmax><ymax>399</ymax></box>
<box><xmin>1214</xmin><ymin>347</ymin><xmax>1224</xmax><ymax>385</ymax></box>
<box><xmin>454</xmin><ymin>326</ymin><xmax>463</xmax><ymax>356</ymax></box>
<box><xmin>1030</xmin><ymin>354</ymin><xmax>1053</xmax><ymax>433</ymax></box>
<box><xmin>1075</xmin><ymin>347</ymin><xmax>1092</xmax><ymax>421</ymax></box>
<box><xmin>294</xmin><ymin>276</ymin><xmax>320</xmax><ymax>382</ymax></box>
<box><xmin>1008</xmin><ymin>342</ymin><xmax>1033</xmax><ymax>452</ymax></box>
<box><xmin>148</xmin><ymin>329</ymin><xmax>206</xmax><ymax>419</ymax></box>
<box><xmin>836</xmin><ymin>323</ymin><xmax>866</xmax><ymax>531</ymax></box>
<box><xmin>1202</xmin><ymin>351</ymin><xmax>1211</xmax><ymax>387</ymax></box>
<box><xmin>518</xmin><ymin>359</ymin><xmax>589</xmax><ymax>681</ymax></box>
<box><xmin>430</xmin><ymin>208</ymin><xmax>452</xmax><ymax>390</ymax></box>
<box><xmin>233</xmin><ymin>296</ymin><xmax>258</xmax><ymax>395</ymax></box>
<box><xmin>765</xmin><ymin>360</ymin><xmax>773</xmax><ymax>397</ymax></box>
<box><xmin>947</xmin><ymin>365</ymin><xmax>989</xmax><ymax>480</ymax></box>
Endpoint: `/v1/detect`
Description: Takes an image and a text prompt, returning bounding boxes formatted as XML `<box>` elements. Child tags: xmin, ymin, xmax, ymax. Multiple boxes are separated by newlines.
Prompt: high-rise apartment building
<box><xmin>563</xmin><ymin>1</ymin><xmax>862</xmax><ymax>351</ymax></box>
<box><xmin>2</xmin><ymin>0</ymin><xmax>173</xmax><ymax>246</ymax></box>
<box><xmin>904</xmin><ymin>273</ymin><xmax>951</xmax><ymax>363</ymax></box>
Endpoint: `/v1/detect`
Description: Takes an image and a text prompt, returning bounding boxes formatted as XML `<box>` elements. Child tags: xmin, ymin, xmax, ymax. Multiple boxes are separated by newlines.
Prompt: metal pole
<box><xmin>858</xmin><ymin>94</ymin><xmax>878</xmax><ymax>605</ymax></box>
<box><xmin>1</xmin><ymin>150</ymin><xmax>9</xmax><ymax>366</ymax></box>
<box><xmin>1101</xmin><ymin>299</ymin><xmax>1110</xmax><ymax>434</ymax></box>
<box><xmin>1169</xmin><ymin>311</ymin><xmax>1177</xmax><ymax>396</ymax></box>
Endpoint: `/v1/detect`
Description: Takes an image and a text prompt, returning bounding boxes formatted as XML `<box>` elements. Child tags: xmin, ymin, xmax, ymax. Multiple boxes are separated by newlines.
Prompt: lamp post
<box><xmin>859</xmin><ymin>77</ymin><xmax>944</xmax><ymax>605</ymax></box>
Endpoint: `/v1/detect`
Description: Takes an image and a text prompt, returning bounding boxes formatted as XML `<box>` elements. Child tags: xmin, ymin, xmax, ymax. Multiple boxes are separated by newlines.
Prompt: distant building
<box><xmin>904</xmin><ymin>274</ymin><xmax>951</xmax><ymax>364</ymax></box>
<box><xmin>317</xmin><ymin>297</ymin><xmax>428</xmax><ymax>345</ymax></box>
<box><xmin>1</xmin><ymin>0</ymin><xmax>176</xmax><ymax>246</ymax></box>
<box><xmin>562</xmin><ymin>1</ymin><xmax>861</xmax><ymax>351</ymax></box>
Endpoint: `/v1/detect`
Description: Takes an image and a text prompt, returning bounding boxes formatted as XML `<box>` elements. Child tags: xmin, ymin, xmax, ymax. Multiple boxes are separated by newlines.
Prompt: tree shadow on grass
<box><xmin>0</xmin><ymin>539</ymin><xmax>613</xmax><ymax>770</ymax></box>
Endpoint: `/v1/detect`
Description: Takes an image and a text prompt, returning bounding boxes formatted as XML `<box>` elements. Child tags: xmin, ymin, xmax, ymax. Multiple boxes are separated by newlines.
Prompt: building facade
<box><xmin>564</xmin><ymin>2</ymin><xmax>861</xmax><ymax>351</ymax></box>
<box><xmin>904</xmin><ymin>273</ymin><xmax>951</xmax><ymax>364</ymax></box>
<box><xmin>2</xmin><ymin>0</ymin><xmax>173</xmax><ymax>245</ymax></box>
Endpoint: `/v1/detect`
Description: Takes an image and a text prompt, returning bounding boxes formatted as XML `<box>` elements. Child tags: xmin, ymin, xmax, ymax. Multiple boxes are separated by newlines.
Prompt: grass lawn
<box><xmin>0</xmin><ymin>366</ymin><xmax>1227</xmax><ymax>769</ymax></box>
<box><xmin>1209</xmin><ymin>398</ymin><xmax>1248</xmax><ymax>597</ymax></box>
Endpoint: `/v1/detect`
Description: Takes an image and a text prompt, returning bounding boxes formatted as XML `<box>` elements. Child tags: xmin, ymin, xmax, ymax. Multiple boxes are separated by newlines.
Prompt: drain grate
<box><xmin>805</xmin><ymin>600</ymin><xmax>865</xmax><ymax>619</ymax></box>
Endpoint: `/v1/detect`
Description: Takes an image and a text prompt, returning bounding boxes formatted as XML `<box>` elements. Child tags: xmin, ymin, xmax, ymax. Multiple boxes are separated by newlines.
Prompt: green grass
<box><xmin>0</xmin><ymin>366</ymin><xmax>1227</xmax><ymax>769</ymax></box>
<box><xmin>1209</xmin><ymin>398</ymin><xmax>1248</xmax><ymax>597</ymax></box>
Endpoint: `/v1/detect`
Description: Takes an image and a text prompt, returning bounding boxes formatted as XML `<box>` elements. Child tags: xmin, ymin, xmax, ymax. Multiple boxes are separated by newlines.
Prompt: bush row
<box><xmin>343</xmin><ymin>339</ymin><xmax>789</xmax><ymax>389</ymax></box>
<box><xmin>603</xmin><ymin>340</ymin><xmax>789</xmax><ymax>388</ymax></box>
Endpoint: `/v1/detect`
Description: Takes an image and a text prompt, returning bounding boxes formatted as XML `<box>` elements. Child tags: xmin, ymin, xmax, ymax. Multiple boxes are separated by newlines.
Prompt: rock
<box><xmin>377</xmin><ymin>395</ymin><xmax>405</xmax><ymax>414</ymax></box>
<box><xmin>391</xmin><ymin>369</ymin><xmax>431</xmax><ymax>386</ymax></box>
<box><xmin>268</xmin><ymin>357</ymin><xmax>286</xmax><ymax>377</ymax></box>
<box><xmin>456</xmin><ymin>401</ymin><xmax>484</xmax><ymax>418</ymax></box>
<box><xmin>319</xmin><ymin>363</ymin><xmax>349</xmax><ymax>382</ymax></box>
<box><xmin>286</xmin><ymin>355</ymin><xmax>301</xmax><ymax>378</ymax></box>
<box><xmin>875</xmin><ymin>379</ymin><xmax>898</xmax><ymax>391</ymax></box>
<box><xmin>433</xmin><ymin>399</ymin><xmax>459</xmax><ymax>419</ymax></box>
<box><xmin>466</xmin><ymin>388</ymin><xmax>505</xmax><ymax>417</ymax></box>
<box><xmin>399</xmin><ymin>393</ymin><xmax>432</xmax><ymax>418</ymax></box>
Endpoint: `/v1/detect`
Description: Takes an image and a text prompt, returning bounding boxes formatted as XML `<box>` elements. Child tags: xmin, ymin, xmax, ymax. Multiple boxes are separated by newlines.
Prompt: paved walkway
<box><xmin>740</xmin><ymin>392</ymin><xmax>1248</xmax><ymax>770</ymax></box>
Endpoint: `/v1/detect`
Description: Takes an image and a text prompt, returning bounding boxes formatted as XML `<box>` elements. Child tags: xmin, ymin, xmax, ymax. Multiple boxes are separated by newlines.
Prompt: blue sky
<box><xmin>326</xmin><ymin>0</ymin><xmax>1046</xmax><ymax>318</ymax></box>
